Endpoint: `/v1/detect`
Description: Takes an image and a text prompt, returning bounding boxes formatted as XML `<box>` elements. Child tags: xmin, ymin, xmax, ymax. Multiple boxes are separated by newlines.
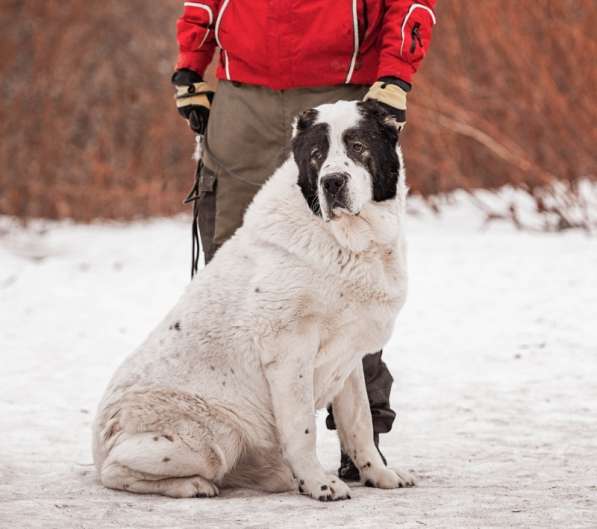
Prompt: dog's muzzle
<box><xmin>321</xmin><ymin>172</ymin><xmax>349</xmax><ymax>211</ymax></box>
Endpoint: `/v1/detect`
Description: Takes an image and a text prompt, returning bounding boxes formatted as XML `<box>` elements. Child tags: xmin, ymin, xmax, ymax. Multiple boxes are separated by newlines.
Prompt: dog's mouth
<box><xmin>329</xmin><ymin>198</ymin><xmax>348</xmax><ymax>214</ymax></box>
<box><xmin>323</xmin><ymin>200</ymin><xmax>360</xmax><ymax>222</ymax></box>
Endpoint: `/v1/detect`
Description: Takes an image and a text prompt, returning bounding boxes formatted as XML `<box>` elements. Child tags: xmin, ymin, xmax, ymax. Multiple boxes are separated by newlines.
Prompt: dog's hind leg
<box><xmin>100</xmin><ymin>425</ymin><xmax>235</xmax><ymax>497</ymax></box>
<box><xmin>101</xmin><ymin>454</ymin><xmax>220</xmax><ymax>498</ymax></box>
<box><xmin>96</xmin><ymin>389</ymin><xmax>246</xmax><ymax>497</ymax></box>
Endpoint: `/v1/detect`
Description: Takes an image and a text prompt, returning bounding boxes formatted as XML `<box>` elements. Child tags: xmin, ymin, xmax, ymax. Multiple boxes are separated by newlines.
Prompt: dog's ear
<box><xmin>358</xmin><ymin>100</ymin><xmax>404</xmax><ymax>138</ymax></box>
<box><xmin>292</xmin><ymin>108</ymin><xmax>319</xmax><ymax>138</ymax></box>
<box><xmin>383</xmin><ymin>114</ymin><xmax>406</xmax><ymax>135</ymax></box>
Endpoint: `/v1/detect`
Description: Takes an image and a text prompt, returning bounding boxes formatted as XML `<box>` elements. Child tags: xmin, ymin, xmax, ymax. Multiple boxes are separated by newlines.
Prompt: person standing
<box><xmin>172</xmin><ymin>0</ymin><xmax>436</xmax><ymax>481</ymax></box>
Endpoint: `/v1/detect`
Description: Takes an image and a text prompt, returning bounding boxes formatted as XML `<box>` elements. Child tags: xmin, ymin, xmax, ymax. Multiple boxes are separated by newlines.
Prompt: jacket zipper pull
<box><xmin>410</xmin><ymin>23</ymin><xmax>422</xmax><ymax>54</ymax></box>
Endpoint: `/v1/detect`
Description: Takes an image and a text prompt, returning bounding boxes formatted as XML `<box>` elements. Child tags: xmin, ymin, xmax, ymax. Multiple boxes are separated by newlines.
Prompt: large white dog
<box><xmin>93</xmin><ymin>99</ymin><xmax>411</xmax><ymax>501</ymax></box>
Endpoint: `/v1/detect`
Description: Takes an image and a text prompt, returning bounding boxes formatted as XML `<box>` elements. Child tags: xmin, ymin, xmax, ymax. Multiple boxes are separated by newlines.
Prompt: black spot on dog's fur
<box><xmin>163</xmin><ymin>434</ymin><xmax>174</xmax><ymax>442</ymax></box>
<box><xmin>321</xmin><ymin>485</ymin><xmax>328</xmax><ymax>491</ymax></box>
<box><xmin>169</xmin><ymin>321</ymin><xmax>181</xmax><ymax>331</ymax></box>
<box><xmin>292</xmin><ymin>109</ymin><xmax>328</xmax><ymax>216</ymax></box>
<box><xmin>163</xmin><ymin>457</ymin><xmax>170</xmax><ymax>462</ymax></box>
<box><xmin>304</xmin><ymin>428</ymin><xmax>309</xmax><ymax>434</ymax></box>
<box><xmin>364</xmin><ymin>479</ymin><xmax>375</xmax><ymax>488</ymax></box>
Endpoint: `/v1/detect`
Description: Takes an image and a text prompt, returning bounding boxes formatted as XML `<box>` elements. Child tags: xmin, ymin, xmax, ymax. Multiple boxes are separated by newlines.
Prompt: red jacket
<box><xmin>176</xmin><ymin>1</ymin><xmax>436</xmax><ymax>90</ymax></box>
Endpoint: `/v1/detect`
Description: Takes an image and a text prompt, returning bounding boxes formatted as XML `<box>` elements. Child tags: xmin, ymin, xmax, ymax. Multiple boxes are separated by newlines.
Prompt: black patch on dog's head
<box><xmin>292</xmin><ymin>109</ymin><xmax>329</xmax><ymax>216</ymax></box>
<box><xmin>344</xmin><ymin>100</ymin><xmax>401</xmax><ymax>202</ymax></box>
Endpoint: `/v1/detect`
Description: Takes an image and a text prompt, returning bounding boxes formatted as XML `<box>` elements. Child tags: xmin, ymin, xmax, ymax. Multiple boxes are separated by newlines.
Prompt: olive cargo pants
<box><xmin>197</xmin><ymin>81</ymin><xmax>396</xmax><ymax>434</ymax></box>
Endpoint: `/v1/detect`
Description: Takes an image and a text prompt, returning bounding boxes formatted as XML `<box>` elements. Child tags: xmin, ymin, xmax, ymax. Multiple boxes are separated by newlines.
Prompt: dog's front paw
<box><xmin>298</xmin><ymin>474</ymin><xmax>351</xmax><ymax>501</ymax></box>
<box><xmin>361</xmin><ymin>466</ymin><xmax>415</xmax><ymax>489</ymax></box>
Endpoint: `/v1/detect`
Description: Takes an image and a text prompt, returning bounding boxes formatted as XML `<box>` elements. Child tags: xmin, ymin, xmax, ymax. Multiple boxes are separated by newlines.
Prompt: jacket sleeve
<box><xmin>175</xmin><ymin>1</ymin><xmax>219</xmax><ymax>76</ymax></box>
<box><xmin>377</xmin><ymin>0</ymin><xmax>437</xmax><ymax>85</ymax></box>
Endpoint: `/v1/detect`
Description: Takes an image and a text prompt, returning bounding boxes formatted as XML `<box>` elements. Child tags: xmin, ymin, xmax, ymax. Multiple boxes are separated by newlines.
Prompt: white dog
<box><xmin>93</xmin><ymin>99</ymin><xmax>411</xmax><ymax>501</ymax></box>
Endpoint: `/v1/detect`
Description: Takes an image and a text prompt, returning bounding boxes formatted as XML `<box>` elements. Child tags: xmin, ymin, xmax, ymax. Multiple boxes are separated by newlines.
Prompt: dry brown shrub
<box><xmin>0</xmin><ymin>0</ymin><xmax>193</xmax><ymax>220</ymax></box>
<box><xmin>406</xmin><ymin>0</ymin><xmax>597</xmax><ymax>197</ymax></box>
<box><xmin>0</xmin><ymin>0</ymin><xmax>595</xmax><ymax>221</ymax></box>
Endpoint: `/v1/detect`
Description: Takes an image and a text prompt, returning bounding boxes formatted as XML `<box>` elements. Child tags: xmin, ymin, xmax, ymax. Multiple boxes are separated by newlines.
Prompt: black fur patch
<box><xmin>292</xmin><ymin>109</ymin><xmax>329</xmax><ymax>216</ymax></box>
<box><xmin>345</xmin><ymin>100</ymin><xmax>401</xmax><ymax>202</ymax></box>
<box><xmin>295</xmin><ymin>108</ymin><xmax>319</xmax><ymax>132</ymax></box>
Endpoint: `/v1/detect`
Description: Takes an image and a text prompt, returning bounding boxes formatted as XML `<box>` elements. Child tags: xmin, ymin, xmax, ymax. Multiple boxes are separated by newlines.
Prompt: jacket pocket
<box><xmin>399</xmin><ymin>3</ymin><xmax>436</xmax><ymax>63</ymax></box>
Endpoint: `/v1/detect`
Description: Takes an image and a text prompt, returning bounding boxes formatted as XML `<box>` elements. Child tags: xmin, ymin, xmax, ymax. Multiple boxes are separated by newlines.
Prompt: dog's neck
<box><xmin>243</xmin><ymin>158</ymin><xmax>407</xmax><ymax>282</ymax></box>
<box><xmin>326</xmin><ymin>199</ymin><xmax>403</xmax><ymax>254</ymax></box>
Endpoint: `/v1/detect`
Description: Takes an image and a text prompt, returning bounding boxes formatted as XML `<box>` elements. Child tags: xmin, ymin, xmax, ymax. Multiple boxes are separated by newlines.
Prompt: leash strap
<box><xmin>183</xmin><ymin>136</ymin><xmax>204</xmax><ymax>279</ymax></box>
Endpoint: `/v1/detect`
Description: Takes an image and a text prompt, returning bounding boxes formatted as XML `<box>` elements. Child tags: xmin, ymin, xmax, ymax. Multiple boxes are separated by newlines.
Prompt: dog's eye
<box><xmin>310</xmin><ymin>147</ymin><xmax>322</xmax><ymax>160</ymax></box>
<box><xmin>352</xmin><ymin>142</ymin><xmax>365</xmax><ymax>153</ymax></box>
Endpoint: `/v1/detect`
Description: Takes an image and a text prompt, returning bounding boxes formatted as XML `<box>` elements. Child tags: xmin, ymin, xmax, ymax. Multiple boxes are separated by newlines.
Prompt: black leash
<box><xmin>183</xmin><ymin>139</ymin><xmax>204</xmax><ymax>279</ymax></box>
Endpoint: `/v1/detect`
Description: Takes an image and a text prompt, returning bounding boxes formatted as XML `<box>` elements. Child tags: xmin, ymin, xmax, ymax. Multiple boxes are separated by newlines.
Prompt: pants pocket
<box><xmin>197</xmin><ymin>165</ymin><xmax>217</xmax><ymax>264</ymax></box>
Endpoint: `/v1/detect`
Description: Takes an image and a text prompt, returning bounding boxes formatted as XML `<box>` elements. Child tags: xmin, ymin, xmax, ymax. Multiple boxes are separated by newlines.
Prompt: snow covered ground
<box><xmin>1</xmin><ymin>194</ymin><xmax>596</xmax><ymax>528</ymax></box>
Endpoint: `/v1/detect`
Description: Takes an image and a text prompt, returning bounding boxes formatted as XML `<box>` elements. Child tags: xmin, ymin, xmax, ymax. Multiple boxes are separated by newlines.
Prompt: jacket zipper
<box><xmin>215</xmin><ymin>0</ymin><xmax>231</xmax><ymax>80</ymax></box>
<box><xmin>410</xmin><ymin>22</ymin><xmax>422</xmax><ymax>54</ymax></box>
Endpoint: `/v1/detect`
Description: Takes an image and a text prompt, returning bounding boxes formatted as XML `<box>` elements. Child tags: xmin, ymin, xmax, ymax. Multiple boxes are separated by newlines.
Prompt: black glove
<box><xmin>171</xmin><ymin>68</ymin><xmax>214</xmax><ymax>135</ymax></box>
<box><xmin>364</xmin><ymin>76</ymin><xmax>411</xmax><ymax>129</ymax></box>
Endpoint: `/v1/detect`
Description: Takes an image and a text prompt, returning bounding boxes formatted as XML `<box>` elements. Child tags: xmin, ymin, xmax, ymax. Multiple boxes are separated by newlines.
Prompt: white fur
<box><xmin>93</xmin><ymin>101</ymin><xmax>412</xmax><ymax>502</ymax></box>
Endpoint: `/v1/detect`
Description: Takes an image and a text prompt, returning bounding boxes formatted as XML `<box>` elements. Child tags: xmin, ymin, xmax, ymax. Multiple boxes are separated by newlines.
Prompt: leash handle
<box><xmin>183</xmin><ymin>135</ymin><xmax>205</xmax><ymax>279</ymax></box>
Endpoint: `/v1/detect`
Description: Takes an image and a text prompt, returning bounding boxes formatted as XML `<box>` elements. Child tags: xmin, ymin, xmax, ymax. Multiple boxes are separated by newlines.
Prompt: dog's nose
<box><xmin>321</xmin><ymin>173</ymin><xmax>348</xmax><ymax>197</ymax></box>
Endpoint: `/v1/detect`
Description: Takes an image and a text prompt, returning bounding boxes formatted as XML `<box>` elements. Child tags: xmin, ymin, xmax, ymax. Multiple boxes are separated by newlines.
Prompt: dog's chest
<box><xmin>319</xmin><ymin>255</ymin><xmax>404</xmax><ymax>351</ymax></box>
<box><xmin>311</xmin><ymin>275</ymin><xmax>403</xmax><ymax>408</ymax></box>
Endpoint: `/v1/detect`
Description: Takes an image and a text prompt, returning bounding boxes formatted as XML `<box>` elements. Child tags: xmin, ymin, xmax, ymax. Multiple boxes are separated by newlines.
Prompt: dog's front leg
<box><xmin>332</xmin><ymin>362</ymin><xmax>415</xmax><ymax>488</ymax></box>
<box><xmin>263</xmin><ymin>333</ymin><xmax>351</xmax><ymax>502</ymax></box>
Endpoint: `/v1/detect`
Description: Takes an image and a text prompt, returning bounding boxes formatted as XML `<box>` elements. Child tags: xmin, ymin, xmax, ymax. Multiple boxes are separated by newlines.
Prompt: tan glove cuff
<box><xmin>175</xmin><ymin>82</ymin><xmax>212</xmax><ymax>109</ymax></box>
<box><xmin>364</xmin><ymin>81</ymin><xmax>407</xmax><ymax>111</ymax></box>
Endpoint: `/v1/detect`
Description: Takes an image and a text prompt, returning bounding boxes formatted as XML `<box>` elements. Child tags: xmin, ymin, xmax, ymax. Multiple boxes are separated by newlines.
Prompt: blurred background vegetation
<box><xmin>0</xmin><ymin>0</ymin><xmax>595</xmax><ymax>221</ymax></box>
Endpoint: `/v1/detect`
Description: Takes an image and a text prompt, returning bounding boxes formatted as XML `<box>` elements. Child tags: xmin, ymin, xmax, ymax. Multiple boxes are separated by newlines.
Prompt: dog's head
<box><xmin>291</xmin><ymin>100</ymin><xmax>406</xmax><ymax>250</ymax></box>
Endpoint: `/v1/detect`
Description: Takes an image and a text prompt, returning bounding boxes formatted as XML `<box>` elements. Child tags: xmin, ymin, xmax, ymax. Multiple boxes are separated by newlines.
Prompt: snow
<box><xmin>1</xmin><ymin>195</ymin><xmax>596</xmax><ymax>529</ymax></box>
